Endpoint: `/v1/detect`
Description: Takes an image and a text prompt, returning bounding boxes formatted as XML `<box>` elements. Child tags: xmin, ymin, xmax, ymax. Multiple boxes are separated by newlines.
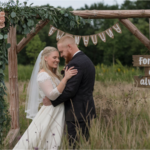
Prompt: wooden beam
<box><xmin>5</xmin><ymin>25</ymin><xmax>20</xmax><ymax>147</ymax></box>
<box><xmin>7</xmin><ymin>26</ymin><xmax>19</xmax><ymax>129</ymax></box>
<box><xmin>149</xmin><ymin>18</ymin><xmax>150</xmax><ymax>39</ymax></box>
<box><xmin>17</xmin><ymin>20</ymin><xmax>49</xmax><ymax>53</ymax></box>
<box><xmin>119</xmin><ymin>19</ymin><xmax>150</xmax><ymax>50</ymax></box>
<box><xmin>71</xmin><ymin>10</ymin><xmax>150</xmax><ymax>19</ymax></box>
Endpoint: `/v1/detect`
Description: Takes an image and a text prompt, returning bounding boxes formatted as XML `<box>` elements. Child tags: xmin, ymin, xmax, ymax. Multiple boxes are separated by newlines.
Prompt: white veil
<box><xmin>25</xmin><ymin>50</ymin><xmax>43</xmax><ymax>120</ymax></box>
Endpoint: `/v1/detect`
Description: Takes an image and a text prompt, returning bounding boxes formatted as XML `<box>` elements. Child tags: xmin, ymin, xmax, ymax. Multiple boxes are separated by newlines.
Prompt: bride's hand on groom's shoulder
<box><xmin>43</xmin><ymin>96</ymin><xmax>52</xmax><ymax>106</ymax></box>
<box><xmin>64</xmin><ymin>66</ymin><xmax>78</xmax><ymax>80</ymax></box>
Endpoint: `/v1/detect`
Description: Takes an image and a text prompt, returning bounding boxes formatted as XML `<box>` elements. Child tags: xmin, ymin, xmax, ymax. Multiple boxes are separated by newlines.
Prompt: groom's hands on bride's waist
<box><xmin>43</xmin><ymin>96</ymin><xmax>52</xmax><ymax>106</ymax></box>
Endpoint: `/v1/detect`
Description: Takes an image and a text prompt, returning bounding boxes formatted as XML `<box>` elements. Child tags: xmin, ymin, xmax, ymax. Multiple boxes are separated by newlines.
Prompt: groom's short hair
<box><xmin>57</xmin><ymin>35</ymin><xmax>76</xmax><ymax>46</ymax></box>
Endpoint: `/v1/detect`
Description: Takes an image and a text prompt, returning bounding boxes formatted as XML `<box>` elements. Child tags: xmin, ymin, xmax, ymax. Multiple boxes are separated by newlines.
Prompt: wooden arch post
<box><xmin>5</xmin><ymin>20</ymin><xmax>49</xmax><ymax>147</ymax></box>
<box><xmin>5</xmin><ymin>26</ymin><xmax>20</xmax><ymax>146</ymax></box>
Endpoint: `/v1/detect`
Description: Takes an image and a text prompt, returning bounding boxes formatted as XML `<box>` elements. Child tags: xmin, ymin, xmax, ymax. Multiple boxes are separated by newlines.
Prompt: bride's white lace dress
<box><xmin>13</xmin><ymin>72</ymin><xmax>65</xmax><ymax>150</ymax></box>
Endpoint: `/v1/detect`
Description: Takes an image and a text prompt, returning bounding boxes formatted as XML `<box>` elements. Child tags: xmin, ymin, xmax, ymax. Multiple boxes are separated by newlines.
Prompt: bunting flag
<box><xmin>97</xmin><ymin>32</ymin><xmax>106</xmax><ymax>42</ymax></box>
<box><xmin>56</xmin><ymin>30</ymin><xmax>65</xmax><ymax>41</ymax></box>
<box><xmin>74</xmin><ymin>35</ymin><xmax>81</xmax><ymax>45</ymax></box>
<box><xmin>112</xmin><ymin>23</ymin><xmax>122</xmax><ymax>34</ymax></box>
<box><xmin>105</xmin><ymin>28</ymin><xmax>114</xmax><ymax>39</ymax></box>
<box><xmin>82</xmin><ymin>36</ymin><xmax>90</xmax><ymax>47</ymax></box>
<box><xmin>90</xmin><ymin>34</ymin><xmax>98</xmax><ymax>45</ymax></box>
<box><xmin>0</xmin><ymin>11</ymin><xmax>5</xmax><ymax>29</ymax></box>
<box><xmin>48</xmin><ymin>22</ymin><xmax>122</xmax><ymax>46</ymax></box>
<box><xmin>48</xmin><ymin>25</ymin><xmax>57</xmax><ymax>36</ymax></box>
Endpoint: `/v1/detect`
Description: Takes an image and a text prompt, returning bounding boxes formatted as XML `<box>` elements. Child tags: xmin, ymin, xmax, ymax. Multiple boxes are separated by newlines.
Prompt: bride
<box><xmin>13</xmin><ymin>46</ymin><xmax>78</xmax><ymax>150</ymax></box>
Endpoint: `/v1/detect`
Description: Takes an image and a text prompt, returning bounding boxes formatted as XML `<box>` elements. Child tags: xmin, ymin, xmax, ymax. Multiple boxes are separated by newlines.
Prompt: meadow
<box><xmin>2</xmin><ymin>62</ymin><xmax>150</xmax><ymax>149</ymax></box>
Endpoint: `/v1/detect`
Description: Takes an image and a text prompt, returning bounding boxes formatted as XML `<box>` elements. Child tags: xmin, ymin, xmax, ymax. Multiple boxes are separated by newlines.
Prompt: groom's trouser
<box><xmin>66</xmin><ymin>120</ymin><xmax>90</xmax><ymax>147</ymax></box>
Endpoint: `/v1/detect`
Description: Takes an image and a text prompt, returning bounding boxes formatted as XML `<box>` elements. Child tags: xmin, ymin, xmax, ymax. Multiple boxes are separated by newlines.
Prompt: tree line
<box><xmin>17</xmin><ymin>0</ymin><xmax>150</xmax><ymax>66</ymax></box>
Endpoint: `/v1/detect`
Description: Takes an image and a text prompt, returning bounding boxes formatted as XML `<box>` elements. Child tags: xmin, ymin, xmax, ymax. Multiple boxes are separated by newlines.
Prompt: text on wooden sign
<box><xmin>132</xmin><ymin>55</ymin><xmax>150</xmax><ymax>67</ymax></box>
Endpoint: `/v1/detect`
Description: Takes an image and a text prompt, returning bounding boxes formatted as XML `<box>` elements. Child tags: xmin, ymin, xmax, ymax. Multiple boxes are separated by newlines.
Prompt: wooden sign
<box><xmin>134</xmin><ymin>76</ymin><xmax>150</xmax><ymax>88</ymax></box>
<box><xmin>133</xmin><ymin>55</ymin><xmax>150</xmax><ymax>88</ymax></box>
<box><xmin>0</xmin><ymin>11</ymin><xmax>5</xmax><ymax>29</ymax></box>
<box><xmin>132</xmin><ymin>55</ymin><xmax>150</xmax><ymax>67</ymax></box>
<box><xmin>145</xmin><ymin>67</ymin><xmax>150</xmax><ymax>76</ymax></box>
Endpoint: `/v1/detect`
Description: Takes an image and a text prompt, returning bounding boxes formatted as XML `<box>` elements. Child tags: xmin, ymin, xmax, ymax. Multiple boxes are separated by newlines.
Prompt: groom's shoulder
<box><xmin>70</xmin><ymin>52</ymin><xmax>93</xmax><ymax>67</ymax></box>
<box><xmin>73</xmin><ymin>52</ymin><xmax>89</xmax><ymax>61</ymax></box>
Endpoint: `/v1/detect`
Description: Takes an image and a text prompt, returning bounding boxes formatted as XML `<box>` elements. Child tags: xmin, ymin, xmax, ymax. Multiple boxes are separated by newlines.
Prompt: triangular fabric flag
<box><xmin>48</xmin><ymin>25</ymin><xmax>57</xmax><ymax>36</ymax></box>
<box><xmin>82</xmin><ymin>36</ymin><xmax>90</xmax><ymax>47</ymax></box>
<box><xmin>65</xmin><ymin>33</ymin><xmax>73</xmax><ymax>37</ymax></box>
<box><xmin>74</xmin><ymin>35</ymin><xmax>81</xmax><ymax>45</ymax></box>
<box><xmin>97</xmin><ymin>32</ymin><xmax>106</xmax><ymax>42</ymax></box>
<box><xmin>105</xmin><ymin>28</ymin><xmax>114</xmax><ymax>39</ymax></box>
<box><xmin>90</xmin><ymin>34</ymin><xmax>98</xmax><ymax>45</ymax></box>
<box><xmin>56</xmin><ymin>30</ymin><xmax>65</xmax><ymax>41</ymax></box>
<box><xmin>112</xmin><ymin>23</ymin><xmax>122</xmax><ymax>34</ymax></box>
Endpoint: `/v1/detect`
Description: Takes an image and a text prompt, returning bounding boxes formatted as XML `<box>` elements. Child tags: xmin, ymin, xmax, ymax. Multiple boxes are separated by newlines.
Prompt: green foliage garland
<box><xmin>0</xmin><ymin>0</ymin><xmax>87</xmax><ymax>144</ymax></box>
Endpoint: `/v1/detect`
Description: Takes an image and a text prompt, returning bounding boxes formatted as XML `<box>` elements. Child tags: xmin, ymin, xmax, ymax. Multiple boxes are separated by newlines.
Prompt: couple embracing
<box><xmin>13</xmin><ymin>35</ymin><xmax>96</xmax><ymax>149</ymax></box>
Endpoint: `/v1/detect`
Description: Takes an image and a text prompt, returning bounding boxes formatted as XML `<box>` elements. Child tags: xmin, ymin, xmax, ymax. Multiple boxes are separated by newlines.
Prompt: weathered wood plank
<box><xmin>71</xmin><ymin>10</ymin><xmax>150</xmax><ymax>19</ymax></box>
<box><xmin>134</xmin><ymin>76</ymin><xmax>150</xmax><ymax>88</ymax></box>
<box><xmin>6</xmin><ymin>26</ymin><xmax>20</xmax><ymax>147</ymax></box>
<box><xmin>120</xmin><ymin>19</ymin><xmax>150</xmax><ymax>51</ymax></box>
<box><xmin>145</xmin><ymin>67</ymin><xmax>150</xmax><ymax>76</ymax></box>
<box><xmin>132</xmin><ymin>55</ymin><xmax>150</xmax><ymax>67</ymax></box>
<box><xmin>7</xmin><ymin>26</ymin><xmax>19</xmax><ymax>129</ymax></box>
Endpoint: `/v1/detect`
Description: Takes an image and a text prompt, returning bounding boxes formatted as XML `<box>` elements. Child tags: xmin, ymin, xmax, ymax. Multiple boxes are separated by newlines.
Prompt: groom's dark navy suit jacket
<box><xmin>51</xmin><ymin>51</ymin><xmax>96</xmax><ymax>122</ymax></box>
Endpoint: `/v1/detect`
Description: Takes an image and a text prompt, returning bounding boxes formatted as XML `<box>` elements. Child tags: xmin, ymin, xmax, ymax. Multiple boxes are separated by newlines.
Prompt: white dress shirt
<box><xmin>73</xmin><ymin>50</ymin><xmax>81</xmax><ymax>57</ymax></box>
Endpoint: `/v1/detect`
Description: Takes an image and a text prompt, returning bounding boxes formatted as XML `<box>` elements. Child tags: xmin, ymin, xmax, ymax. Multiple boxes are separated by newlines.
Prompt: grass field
<box><xmin>2</xmin><ymin>63</ymin><xmax>150</xmax><ymax>149</ymax></box>
<box><xmin>4</xmin><ymin>61</ymin><xmax>144</xmax><ymax>82</ymax></box>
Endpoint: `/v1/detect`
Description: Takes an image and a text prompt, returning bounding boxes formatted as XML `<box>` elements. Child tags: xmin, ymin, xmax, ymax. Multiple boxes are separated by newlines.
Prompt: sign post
<box><xmin>133</xmin><ymin>55</ymin><xmax>150</xmax><ymax>88</ymax></box>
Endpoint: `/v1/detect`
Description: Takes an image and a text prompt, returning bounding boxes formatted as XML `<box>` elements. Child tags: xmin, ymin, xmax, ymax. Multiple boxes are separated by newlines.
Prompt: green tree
<box><xmin>26</xmin><ymin>35</ymin><xmax>46</xmax><ymax>64</ymax></box>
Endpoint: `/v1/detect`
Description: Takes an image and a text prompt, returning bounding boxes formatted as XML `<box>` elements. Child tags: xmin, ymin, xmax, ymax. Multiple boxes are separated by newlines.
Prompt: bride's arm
<box><xmin>38</xmin><ymin>67</ymin><xmax>78</xmax><ymax>101</ymax></box>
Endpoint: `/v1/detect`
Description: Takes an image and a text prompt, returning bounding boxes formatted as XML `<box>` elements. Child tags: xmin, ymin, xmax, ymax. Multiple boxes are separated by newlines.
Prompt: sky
<box><xmin>13</xmin><ymin>0</ymin><xmax>126</xmax><ymax>9</ymax></box>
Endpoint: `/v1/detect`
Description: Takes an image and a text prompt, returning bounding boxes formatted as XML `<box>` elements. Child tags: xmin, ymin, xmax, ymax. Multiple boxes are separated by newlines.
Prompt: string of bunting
<box><xmin>0</xmin><ymin>11</ymin><xmax>5</xmax><ymax>28</ymax></box>
<box><xmin>48</xmin><ymin>23</ymin><xmax>122</xmax><ymax>47</ymax></box>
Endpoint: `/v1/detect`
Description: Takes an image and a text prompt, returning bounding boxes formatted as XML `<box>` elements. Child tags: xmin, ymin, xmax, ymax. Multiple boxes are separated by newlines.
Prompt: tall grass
<box><xmin>2</xmin><ymin>81</ymin><xmax>150</xmax><ymax>149</ymax></box>
<box><xmin>2</xmin><ymin>64</ymin><xmax>149</xmax><ymax>149</ymax></box>
<box><xmin>95</xmin><ymin>60</ymin><xmax>144</xmax><ymax>82</ymax></box>
<box><xmin>61</xmin><ymin>81</ymin><xmax>150</xmax><ymax>149</ymax></box>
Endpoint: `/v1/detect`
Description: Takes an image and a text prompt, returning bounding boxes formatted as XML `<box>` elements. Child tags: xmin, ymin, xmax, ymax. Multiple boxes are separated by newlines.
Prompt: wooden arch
<box><xmin>5</xmin><ymin>10</ymin><xmax>150</xmax><ymax>146</ymax></box>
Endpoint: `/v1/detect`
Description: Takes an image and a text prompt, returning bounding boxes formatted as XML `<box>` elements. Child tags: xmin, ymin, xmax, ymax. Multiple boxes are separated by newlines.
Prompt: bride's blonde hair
<box><xmin>39</xmin><ymin>46</ymin><xmax>62</xmax><ymax>86</ymax></box>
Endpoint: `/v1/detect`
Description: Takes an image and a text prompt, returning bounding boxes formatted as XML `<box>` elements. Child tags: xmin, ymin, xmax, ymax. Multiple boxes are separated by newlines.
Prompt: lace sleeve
<box><xmin>37</xmin><ymin>72</ymin><xmax>62</xmax><ymax>101</ymax></box>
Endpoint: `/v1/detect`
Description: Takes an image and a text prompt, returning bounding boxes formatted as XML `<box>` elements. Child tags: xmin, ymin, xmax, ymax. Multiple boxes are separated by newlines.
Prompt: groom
<box><xmin>43</xmin><ymin>35</ymin><xmax>96</xmax><ymax>146</ymax></box>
